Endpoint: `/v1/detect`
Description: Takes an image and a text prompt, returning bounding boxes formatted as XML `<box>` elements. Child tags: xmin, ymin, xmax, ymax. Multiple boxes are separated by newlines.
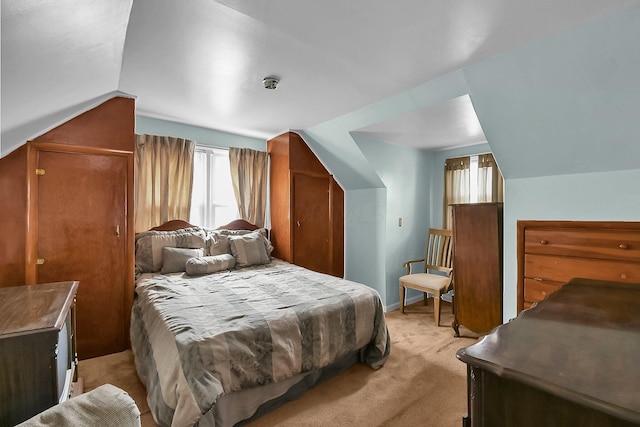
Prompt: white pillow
<box><xmin>228</xmin><ymin>232</ymin><xmax>271</xmax><ymax>268</ymax></box>
<box><xmin>185</xmin><ymin>254</ymin><xmax>236</xmax><ymax>276</ymax></box>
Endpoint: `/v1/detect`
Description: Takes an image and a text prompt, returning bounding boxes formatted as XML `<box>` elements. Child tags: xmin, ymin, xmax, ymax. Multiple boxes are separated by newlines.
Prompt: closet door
<box><xmin>36</xmin><ymin>149</ymin><xmax>128</xmax><ymax>359</ymax></box>
<box><xmin>292</xmin><ymin>172</ymin><xmax>332</xmax><ymax>275</ymax></box>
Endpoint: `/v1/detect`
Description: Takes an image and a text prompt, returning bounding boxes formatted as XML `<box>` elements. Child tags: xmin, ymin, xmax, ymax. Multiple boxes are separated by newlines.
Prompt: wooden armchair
<box><xmin>399</xmin><ymin>228</ymin><xmax>454</xmax><ymax>326</ymax></box>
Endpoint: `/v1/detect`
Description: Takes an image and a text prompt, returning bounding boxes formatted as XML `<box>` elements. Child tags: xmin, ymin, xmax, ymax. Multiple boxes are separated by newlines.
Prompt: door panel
<box><xmin>292</xmin><ymin>173</ymin><xmax>331</xmax><ymax>274</ymax></box>
<box><xmin>36</xmin><ymin>150</ymin><xmax>127</xmax><ymax>359</ymax></box>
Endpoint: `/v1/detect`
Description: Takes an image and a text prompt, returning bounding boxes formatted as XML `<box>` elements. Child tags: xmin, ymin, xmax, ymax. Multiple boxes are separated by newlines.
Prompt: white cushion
<box><xmin>399</xmin><ymin>273</ymin><xmax>451</xmax><ymax>292</ymax></box>
<box><xmin>185</xmin><ymin>254</ymin><xmax>236</xmax><ymax>276</ymax></box>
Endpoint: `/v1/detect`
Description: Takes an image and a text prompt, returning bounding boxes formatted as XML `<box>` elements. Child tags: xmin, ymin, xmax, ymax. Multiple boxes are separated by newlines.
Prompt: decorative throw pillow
<box><xmin>218</xmin><ymin>228</ymin><xmax>274</xmax><ymax>256</ymax></box>
<box><xmin>185</xmin><ymin>254</ymin><xmax>236</xmax><ymax>276</ymax></box>
<box><xmin>135</xmin><ymin>227</ymin><xmax>206</xmax><ymax>273</ymax></box>
<box><xmin>160</xmin><ymin>247</ymin><xmax>204</xmax><ymax>274</ymax></box>
<box><xmin>228</xmin><ymin>232</ymin><xmax>271</xmax><ymax>268</ymax></box>
<box><xmin>203</xmin><ymin>230</ymin><xmax>231</xmax><ymax>256</ymax></box>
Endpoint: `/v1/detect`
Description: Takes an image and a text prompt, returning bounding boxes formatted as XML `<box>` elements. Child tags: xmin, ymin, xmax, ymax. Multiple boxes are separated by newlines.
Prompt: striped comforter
<box><xmin>130</xmin><ymin>259</ymin><xmax>390</xmax><ymax>426</ymax></box>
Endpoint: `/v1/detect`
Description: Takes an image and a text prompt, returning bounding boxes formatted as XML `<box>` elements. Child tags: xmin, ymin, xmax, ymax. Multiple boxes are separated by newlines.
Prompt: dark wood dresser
<box><xmin>452</xmin><ymin>203</ymin><xmax>503</xmax><ymax>336</ymax></box>
<box><xmin>0</xmin><ymin>281</ymin><xmax>79</xmax><ymax>425</ymax></box>
<box><xmin>457</xmin><ymin>278</ymin><xmax>640</xmax><ymax>427</ymax></box>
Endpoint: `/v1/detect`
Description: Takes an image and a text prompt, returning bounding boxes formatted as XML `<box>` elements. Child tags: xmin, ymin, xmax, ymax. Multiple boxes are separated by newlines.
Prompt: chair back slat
<box><xmin>424</xmin><ymin>228</ymin><xmax>453</xmax><ymax>275</ymax></box>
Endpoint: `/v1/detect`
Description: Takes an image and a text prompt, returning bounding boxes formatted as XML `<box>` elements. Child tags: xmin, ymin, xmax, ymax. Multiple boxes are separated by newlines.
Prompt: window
<box><xmin>189</xmin><ymin>146</ymin><xmax>238</xmax><ymax>228</ymax></box>
<box><xmin>443</xmin><ymin>153</ymin><xmax>504</xmax><ymax>229</ymax></box>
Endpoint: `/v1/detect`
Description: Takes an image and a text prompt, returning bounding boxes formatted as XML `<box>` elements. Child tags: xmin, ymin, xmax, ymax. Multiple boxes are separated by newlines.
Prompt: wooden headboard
<box><xmin>149</xmin><ymin>219</ymin><xmax>259</xmax><ymax>232</ymax></box>
<box><xmin>517</xmin><ymin>220</ymin><xmax>640</xmax><ymax>313</ymax></box>
<box><xmin>150</xmin><ymin>219</ymin><xmax>195</xmax><ymax>231</ymax></box>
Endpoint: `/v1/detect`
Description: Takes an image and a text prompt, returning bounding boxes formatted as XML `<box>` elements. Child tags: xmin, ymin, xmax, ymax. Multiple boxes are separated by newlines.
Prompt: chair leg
<box><xmin>400</xmin><ymin>284</ymin><xmax>406</xmax><ymax>314</ymax></box>
<box><xmin>433</xmin><ymin>291</ymin><xmax>441</xmax><ymax>326</ymax></box>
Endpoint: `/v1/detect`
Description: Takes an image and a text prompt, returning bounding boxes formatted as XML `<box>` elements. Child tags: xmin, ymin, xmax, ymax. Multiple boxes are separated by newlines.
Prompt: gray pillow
<box><xmin>218</xmin><ymin>228</ymin><xmax>274</xmax><ymax>256</ymax></box>
<box><xmin>204</xmin><ymin>230</ymin><xmax>231</xmax><ymax>256</ymax></box>
<box><xmin>160</xmin><ymin>247</ymin><xmax>204</xmax><ymax>274</ymax></box>
<box><xmin>228</xmin><ymin>232</ymin><xmax>270</xmax><ymax>268</ymax></box>
<box><xmin>185</xmin><ymin>254</ymin><xmax>236</xmax><ymax>276</ymax></box>
<box><xmin>135</xmin><ymin>227</ymin><xmax>206</xmax><ymax>273</ymax></box>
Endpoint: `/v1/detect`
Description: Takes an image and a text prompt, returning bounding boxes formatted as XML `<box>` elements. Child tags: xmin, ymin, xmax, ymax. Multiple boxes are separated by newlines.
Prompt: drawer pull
<box><xmin>621</xmin><ymin>274</ymin><xmax>627</xmax><ymax>279</ymax></box>
<box><xmin>533</xmin><ymin>277</ymin><xmax>543</xmax><ymax>281</ymax></box>
<box><xmin>619</xmin><ymin>243</ymin><xmax>628</xmax><ymax>249</ymax></box>
<box><xmin>540</xmin><ymin>240</ymin><xmax>548</xmax><ymax>245</ymax></box>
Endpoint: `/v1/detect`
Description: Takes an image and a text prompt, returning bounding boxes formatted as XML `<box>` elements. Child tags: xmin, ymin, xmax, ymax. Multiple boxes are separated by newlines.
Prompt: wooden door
<box><xmin>292</xmin><ymin>172</ymin><xmax>331</xmax><ymax>274</ymax></box>
<box><xmin>36</xmin><ymin>149</ymin><xmax>128</xmax><ymax>359</ymax></box>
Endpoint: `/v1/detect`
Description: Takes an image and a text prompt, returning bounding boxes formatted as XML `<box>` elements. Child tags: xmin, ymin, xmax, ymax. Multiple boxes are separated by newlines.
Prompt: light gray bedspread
<box><xmin>131</xmin><ymin>259</ymin><xmax>390</xmax><ymax>427</ymax></box>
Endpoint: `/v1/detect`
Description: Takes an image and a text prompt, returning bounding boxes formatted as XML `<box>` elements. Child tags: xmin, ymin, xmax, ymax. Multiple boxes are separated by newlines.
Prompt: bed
<box><xmin>130</xmin><ymin>220</ymin><xmax>390</xmax><ymax>427</ymax></box>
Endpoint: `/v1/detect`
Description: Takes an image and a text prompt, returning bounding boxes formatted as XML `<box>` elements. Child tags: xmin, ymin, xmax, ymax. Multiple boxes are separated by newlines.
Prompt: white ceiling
<box><xmin>354</xmin><ymin>95</ymin><xmax>487</xmax><ymax>150</ymax></box>
<box><xmin>2</xmin><ymin>0</ymin><xmax>638</xmax><ymax>153</ymax></box>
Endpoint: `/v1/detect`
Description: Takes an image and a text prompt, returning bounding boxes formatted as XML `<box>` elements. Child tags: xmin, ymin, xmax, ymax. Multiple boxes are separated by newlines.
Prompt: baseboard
<box><xmin>385</xmin><ymin>295</ymin><xmax>425</xmax><ymax>312</ymax></box>
<box><xmin>386</xmin><ymin>291</ymin><xmax>454</xmax><ymax>313</ymax></box>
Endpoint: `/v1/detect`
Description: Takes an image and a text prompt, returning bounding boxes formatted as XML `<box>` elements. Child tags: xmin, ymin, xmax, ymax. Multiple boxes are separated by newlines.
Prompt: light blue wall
<box><xmin>465</xmin><ymin>3</ymin><xmax>640</xmax><ymax>180</ymax></box>
<box><xmin>136</xmin><ymin>116</ymin><xmax>266</xmax><ymax>151</ymax></box>
<box><xmin>353</xmin><ymin>134</ymin><xmax>434</xmax><ymax>308</ymax></box>
<box><xmin>344</xmin><ymin>188</ymin><xmax>388</xmax><ymax>300</ymax></box>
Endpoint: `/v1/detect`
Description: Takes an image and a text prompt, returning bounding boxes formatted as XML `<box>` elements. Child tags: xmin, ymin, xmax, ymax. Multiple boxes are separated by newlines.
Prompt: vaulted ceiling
<box><xmin>2</xmin><ymin>0</ymin><xmax>639</xmax><ymax>159</ymax></box>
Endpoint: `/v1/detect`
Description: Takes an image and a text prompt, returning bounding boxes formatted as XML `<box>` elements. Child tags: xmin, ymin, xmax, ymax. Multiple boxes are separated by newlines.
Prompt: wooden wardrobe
<box><xmin>452</xmin><ymin>203</ymin><xmax>503</xmax><ymax>337</ymax></box>
<box><xmin>267</xmin><ymin>132</ymin><xmax>344</xmax><ymax>278</ymax></box>
<box><xmin>0</xmin><ymin>97</ymin><xmax>135</xmax><ymax>359</ymax></box>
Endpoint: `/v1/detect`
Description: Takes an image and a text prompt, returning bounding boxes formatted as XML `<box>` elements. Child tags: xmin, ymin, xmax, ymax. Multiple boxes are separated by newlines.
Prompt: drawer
<box><xmin>525</xmin><ymin>254</ymin><xmax>640</xmax><ymax>284</ymax></box>
<box><xmin>524</xmin><ymin>228</ymin><xmax>640</xmax><ymax>261</ymax></box>
<box><xmin>524</xmin><ymin>278</ymin><xmax>564</xmax><ymax>304</ymax></box>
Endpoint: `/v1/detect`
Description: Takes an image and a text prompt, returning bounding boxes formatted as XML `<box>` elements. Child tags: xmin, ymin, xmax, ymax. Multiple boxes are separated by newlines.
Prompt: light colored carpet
<box><xmin>79</xmin><ymin>300</ymin><xmax>478</xmax><ymax>427</ymax></box>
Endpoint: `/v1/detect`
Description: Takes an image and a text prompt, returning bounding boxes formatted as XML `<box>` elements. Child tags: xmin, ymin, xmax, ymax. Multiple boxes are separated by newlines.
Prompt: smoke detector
<box><xmin>263</xmin><ymin>77</ymin><xmax>279</xmax><ymax>90</ymax></box>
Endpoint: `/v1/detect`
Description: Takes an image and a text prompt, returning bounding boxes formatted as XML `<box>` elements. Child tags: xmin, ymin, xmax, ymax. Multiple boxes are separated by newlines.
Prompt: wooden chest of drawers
<box><xmin>0</xmin><ymin>281</ymin><xmax>79</xmax><ymax>425</ymax></box>
<box><xmin>517</xmin><ymin>220</ymin><xmax>640</xmax><ymax>312</ymax></box>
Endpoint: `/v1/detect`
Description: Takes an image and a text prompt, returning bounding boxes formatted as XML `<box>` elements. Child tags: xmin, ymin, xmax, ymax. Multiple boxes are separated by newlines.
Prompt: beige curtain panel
<box><xmin>229</xmin><ymin>147</ymin><xmax>268</xmax><ymax>228</ymax></box>
<box><xmin>134</xmin><ymin>134</ymin><xmax>195</xmax><ymax>233</ymax></box>
<box><xmin>477</xmin><ymin>153</ymin><xmax>504</xmax><ymax>203</ymax></box>
<box><xmin>443</xmin><ymin>156</ymin><xmax>471</xmax><ymax>229</ymax></box>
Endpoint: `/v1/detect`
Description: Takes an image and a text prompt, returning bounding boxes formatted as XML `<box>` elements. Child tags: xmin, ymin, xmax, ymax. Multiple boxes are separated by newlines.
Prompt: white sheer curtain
<box><xmin>134</xmin><ymin>134</ymin><xmax>195</xmax><ymax>232</ymax></box>
<box><xmin>229</xmin><ymin>147</ymin><xmax>268</xmax><ymax>228</ymax></box>
<box><xmin>443</xmin><ymin>156</ymin><xmax>470</xmax><ymax>229</ymax></box>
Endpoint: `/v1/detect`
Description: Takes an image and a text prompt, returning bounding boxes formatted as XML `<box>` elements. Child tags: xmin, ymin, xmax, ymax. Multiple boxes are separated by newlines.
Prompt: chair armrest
<box><xmin>402</xmin><ymin>258</ymin><xmax>425</xmax><ymax>274</ymax></box>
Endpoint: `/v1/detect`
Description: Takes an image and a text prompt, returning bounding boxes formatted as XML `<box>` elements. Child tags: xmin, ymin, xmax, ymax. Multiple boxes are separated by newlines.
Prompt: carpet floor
<box><xmin>78</xmin><ymin>300</ymin><xmax>478</xmax><ymax>427</ymax></box>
